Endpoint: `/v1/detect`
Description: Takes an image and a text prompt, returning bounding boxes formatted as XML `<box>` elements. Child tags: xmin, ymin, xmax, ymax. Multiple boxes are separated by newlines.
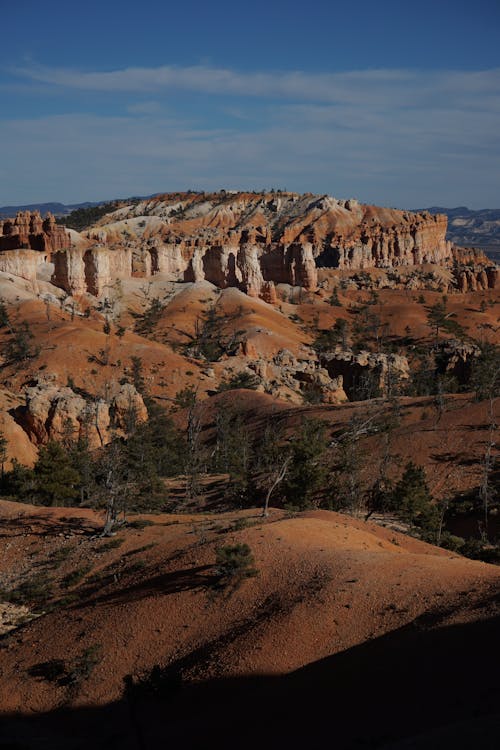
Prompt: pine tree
<box><xmin>34</xmin><ymin>441</ymin><xmax>81</xmax><ymax>506</ymax></box>
<box><xmin>390</xmin><ymin>461</ymin><xmax>437</xmax><ymax>530</ymax></box>
<box><xmin>283</xmin><ymin>419</ymin><xmax>331</xmax><ymax>509</ymax></box>
<box><xmin>2</xmin><ymin>320</ymin><xmax>41</xmax><ymax>363</ymax></box>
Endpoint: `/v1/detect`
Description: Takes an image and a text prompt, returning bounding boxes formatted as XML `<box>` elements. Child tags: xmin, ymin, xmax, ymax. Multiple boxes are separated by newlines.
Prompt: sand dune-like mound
<box><xmin>0</xmin><ymin>501</ymin><xmax>498</xmax><ymax>720</ymax></box>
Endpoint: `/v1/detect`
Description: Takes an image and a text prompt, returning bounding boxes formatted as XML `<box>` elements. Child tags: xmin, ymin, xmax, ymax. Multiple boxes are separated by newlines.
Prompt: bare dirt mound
<box><xmin>0</xmin><ymin>502</ymin><xmax>498</xmax><ymax>724</ymax></box>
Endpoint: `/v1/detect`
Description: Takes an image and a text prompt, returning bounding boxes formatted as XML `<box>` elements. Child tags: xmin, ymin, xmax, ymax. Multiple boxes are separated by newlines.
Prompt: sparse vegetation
<box><xmin>61</xmin><ymin>565</ymin><xmax>92</xmax><ymax>589</ymax></box>
<box><xmin>214</xmin><ymin>543</ymin><xmax>258</xmax><ymax>588</ymax></box>
<box><xmin>0</xmin><ymin>572</ymin><xmax>54</xmax><ymax>608</ymax></box>
<box><xmin>56</xmin><ymin>202</ymin><xmax>120</xmax><ymax>231</ymax></box>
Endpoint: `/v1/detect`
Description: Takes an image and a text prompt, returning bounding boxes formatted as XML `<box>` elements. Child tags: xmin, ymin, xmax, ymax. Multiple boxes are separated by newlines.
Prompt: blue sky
<box><xmin>1</xmin><ymin>0</ymin><xmax>499</xmax><ymax>208</ymax></box>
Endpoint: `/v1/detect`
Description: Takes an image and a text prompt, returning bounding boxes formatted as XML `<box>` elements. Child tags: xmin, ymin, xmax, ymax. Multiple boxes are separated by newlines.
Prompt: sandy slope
<box><xmin>0</xmin><ymin>501</ymin><xmax>498</xmax><ymax>719</ymax></box>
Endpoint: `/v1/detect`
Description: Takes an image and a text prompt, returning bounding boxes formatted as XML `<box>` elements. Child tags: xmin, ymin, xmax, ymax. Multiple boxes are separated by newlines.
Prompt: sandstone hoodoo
<box><xmin>0</xmin><ymin>192</ymin><xmax>497</xmax><ymax>299</ymax></box>
<box><xmin>0</xmin><ymin>211</ymin><xmax>70</xmax><ymax>254</ymax></box>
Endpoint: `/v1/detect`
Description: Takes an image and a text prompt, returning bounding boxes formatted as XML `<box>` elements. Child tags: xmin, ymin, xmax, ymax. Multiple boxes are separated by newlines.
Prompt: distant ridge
<box><xmin>418</xmin><ymin>206</ymin><xmax>500</xmax><ymax>263</ymax></box>
<box><xmin>0</xmin><ymin>193</ymin><xmax>162</xmax><ymax>219</ymax></box>
<box><xmin>1</xmin><ymin>198</ymin><xmax>499</xmax><ymax>264</ymax></box>
<box><xmin>0</xmin><ymin>201</ymin><xmax>100</xmax><ymax>219</ymax></box>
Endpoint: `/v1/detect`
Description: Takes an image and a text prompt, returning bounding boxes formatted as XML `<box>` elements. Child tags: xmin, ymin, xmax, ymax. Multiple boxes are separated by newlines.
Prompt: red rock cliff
<box><xmin>0</xmin><ymin>211</ymin><xmax>70</xmax><ymax>254</ymax></box>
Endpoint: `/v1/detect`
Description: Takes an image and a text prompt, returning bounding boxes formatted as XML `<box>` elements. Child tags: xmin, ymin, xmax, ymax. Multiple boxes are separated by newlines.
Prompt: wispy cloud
<box><xmin>126</xmin><ymin>100</ymin><xmax>164</xmax><ymax>115</ymax></box>
<box><xmin>12</xmin><ymin>62</ymin><xmax>500</xmax><ymax>109</ymax></box>
<box><xmin>1</xmin><ymin>63</ymin><xmax>499</xmax><ymax>207</ymax></box>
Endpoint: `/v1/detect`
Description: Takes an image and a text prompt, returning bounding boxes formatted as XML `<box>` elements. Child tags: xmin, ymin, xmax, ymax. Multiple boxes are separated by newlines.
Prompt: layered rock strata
<box><xmin>0</xmin><ymin>211</ymin><xmax>70</xmax><ymax>253</ymax></box>
<box><xmin>231</xmin><ymin>346</ymin><xmax>409</xmax><ymax>404</ymax></box>
<box><xmin>1</xmin><ymin>195</ymin><xmax>497</xmax><ymax>299</ymax></box>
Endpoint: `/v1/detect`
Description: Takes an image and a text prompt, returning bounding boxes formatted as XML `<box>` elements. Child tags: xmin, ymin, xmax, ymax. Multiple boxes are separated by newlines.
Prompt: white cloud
<box><xmin>126</xmin><ymin>101</ymin><xmax>164</xmax><ymax>114</ymax></box>
<box><xmin>12</xmin><ymin>62</ymin><xmax>500</xmax><ymax>110</ymax></box>
<box><xmin>1</xmin><ymin>63</ymin><xmax>499</xmax><ymax>207</ymax></box>
<box><xmin>0</xmin><ymin>105</ymin><xmax>498</xmax><ymax>208</ymax></box>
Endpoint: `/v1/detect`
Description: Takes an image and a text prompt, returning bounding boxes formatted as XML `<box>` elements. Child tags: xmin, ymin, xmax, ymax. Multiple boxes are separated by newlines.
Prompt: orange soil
<box><xmin>0</xmin><ymin>501</ymin><xmax>498</xmax><ymax>715</ymax></box>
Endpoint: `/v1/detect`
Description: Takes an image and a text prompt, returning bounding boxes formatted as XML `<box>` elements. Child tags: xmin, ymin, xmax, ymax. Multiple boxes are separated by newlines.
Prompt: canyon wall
<box><xmin>0</xmin><ymin>211</ymin><xmax>70</xmax><ymax>254</ymax></box>
<box><xmin>0</xmin><ymin>195</ymin><xmax>497</xmax><ymax>298</ymax></box>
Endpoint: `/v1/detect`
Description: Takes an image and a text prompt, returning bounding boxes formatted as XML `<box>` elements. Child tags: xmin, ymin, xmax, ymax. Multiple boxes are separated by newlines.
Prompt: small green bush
<box><xmin>127</xmin><ymin>518</ymin><xmax>156</xmax><ymax>530</ymax></box>
<box><xmin>0</xmin><ymin>572</ymin><xmax>54</xmax><ymax>607</ymax></box>
<box><xmin>61</xmin><ymin>565</ymin><xmax>92</xmax><ymax>589</ymax></box>
<box><xmin>217</xmin><ymin>372</ymin><xmax>260</xmax><ymax>392</ymax></box>
<box><xmin>97</xmin><ymin>537</ymin><xmax>124</xmax><ymax>552</ymax></box>
<box><xmin>214</xmin><ymin>543</ymin><xmax>258</xmax><ymax>587</ymax></box>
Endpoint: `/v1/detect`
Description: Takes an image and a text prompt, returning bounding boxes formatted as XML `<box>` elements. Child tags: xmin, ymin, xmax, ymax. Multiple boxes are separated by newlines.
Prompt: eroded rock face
<box><xmin>13</xmin><ymin>379</ymin><xmax>147</xmax><ymax>449</ymax></box>
<box><xmin>0</xmin><ymin>250</ymin><xmax>40</xmax><ymax>287</ymax></box>
<box><xmin>320</xmin><ymin>349</ymin><xmax>410</xmax><ymax>400</ymax></box>
<box><xmin>51</xmin><ymin>246</ymin><xmax>133</xmax><ymax>296</ymax></box>
<box><xmin>0</xmin><ymin>211</ymin><xmax>70</xmax><ymax>253</ymax></box>
<box><xmin>235</xmin><ymin>348</ymin><xmax>348</xmax><ymax>404</ymax></box>
<box><xmin>436</xmin><ymin>340</ymin><xmax>482</xmax><ymax>384</ymax></box>
<box><xmin>453</xmin><ymin>264</ymin><xmax>498</xmax><ymax>292</ymax></box>
<box><xmin>4</xmin><ymin>194</ymin><xmax>498</xmax><ymax>300</ymax></box>
<box><xmin>45</xmin><ymin>193</ymin><xmax>453</xmax><ymax>299</ymax></box>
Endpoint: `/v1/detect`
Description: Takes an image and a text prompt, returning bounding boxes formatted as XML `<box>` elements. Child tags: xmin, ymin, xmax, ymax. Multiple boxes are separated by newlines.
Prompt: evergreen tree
<box><xmin>472</xmin><ymin>343</ymin><xmax>500</xmax><ymax>402</ymax></box>
<box><xmin>389</xmin><ymin>461</ymin><xmax>437</xmax><ymax>530</ymax></box>
<box><xmin>2</xmin><ymin>320</ymin><xmax>40</xmax><ymax>363</ymax></box>
<box><xmin>283</xmin><ymin>419</ymin><xmax>331</xmax><ymax>509</ymax></box>
<box><xmin>329</xmin><ymin>426</ymin><xmax>366</xmax><ymax>515</ymax></box>
<box><xmin>0</xmin><ymin>299</ymin><xmax>10</xmax><ymax>328</ymax></box>
<box><xmin>1</xmin><ymin>459</ymin><xmax>35</xmax><ymax>500</ymax></box>
<box><xmin>0</xmin><ymin>430</ymin><xmax>7</xmax><ymax>478</ymax></box>
<box><xmin>130</xmin><ymin>356</ymin><xmax>146</xmax><ymax>393</ymax></box>
<box><xmin>34</xmin><ymin>441</ymin><xmax>81</xmax><ymax>506</ymax></box>
<box><xmin>426</xmin><ymin>296</ymin><xmax>465</xmax><ymax>342</ymax></box>
<box><xmin>212</xmin><ymin>407</ymin><xmax>253</xmax><ymax>505</ymax></box>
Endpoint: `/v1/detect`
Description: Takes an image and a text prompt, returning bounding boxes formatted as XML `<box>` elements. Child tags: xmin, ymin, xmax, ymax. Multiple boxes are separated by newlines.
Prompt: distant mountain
<box><xmin>419</xmin><ymin>206</ymin><xmax>500</xmax><ymax>263</ymax></box>
<box><xmin>0</xmin><ymin>194</ymin><xmax>162</xmax><ymax>220</ymax></box>
<box><xmin>0</xmin><ymin>201</ymin><xmax>101</xmax><ymax>219</ymax></box>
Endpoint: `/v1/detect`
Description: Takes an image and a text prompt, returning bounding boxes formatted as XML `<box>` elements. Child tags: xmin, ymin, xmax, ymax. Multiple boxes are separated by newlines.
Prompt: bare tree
<box><xmin>262</xmin><ymin>455</ymin><xmax>291</xmax><ymax>517</ymax></box>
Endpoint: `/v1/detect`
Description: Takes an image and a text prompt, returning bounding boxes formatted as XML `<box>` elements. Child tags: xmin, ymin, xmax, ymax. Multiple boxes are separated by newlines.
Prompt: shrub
<box><xmin>61</xmin><ymin>565</ymin><xmax>92</xmax><ymax>589</ymax></box>
<box><xmin>48</xmin><ymin>545</ymin><xmax>74</xmax><ymax>567</ymax></box>
<box><xmin>217</xmin><ymin>371</ymin><xmax>260</xmax><ymax>391</ymax></box>
<box><xmin>389</xmin><ymin>461</ymin><xmax>437</xmax><ymax>530</ymax></box>
<box><xmin>127</xmin><ymin>518</ymin><xmax>156</xmax><ymax>530</ymax></box>
<box><xmin>1</xmin><ymin>572</ymin><xmax>54</xmax><ymax>607</ymax></box>
<box><xmin>96</xmin><ymin>537</ymin><xmax>124</xmax><ymax>552</ymax></box>
<box><xmin>67</xmin><ymin>645</ymin><xmax>102</xmax><ymax>686</ymax></box>
<box><xmin>214</xmin><ymin>543</ymin><xmax>258</xmax><ymax>587</ymax></box>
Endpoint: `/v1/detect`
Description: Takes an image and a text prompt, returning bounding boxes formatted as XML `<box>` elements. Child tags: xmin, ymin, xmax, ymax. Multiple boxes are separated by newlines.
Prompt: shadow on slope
<box><xmin>1</xmin><ymin>606</ymin><xmax>499</xmax><ymax>749</ymax></box>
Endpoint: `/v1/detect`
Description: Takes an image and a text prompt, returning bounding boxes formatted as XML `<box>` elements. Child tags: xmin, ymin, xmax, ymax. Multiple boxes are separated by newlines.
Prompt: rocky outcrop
<box><xmin>453</xmin><ymin>264</ymin><xmax>498</xmax><ymax>292</ymax></box>
<box><xmin>435</xmin><ymin>339</ymin><xmax>481</xmax><ymax>384</ymax></box>
<box><xmin>52</xmin><ymin>245</ymin><xmax>133</xmax><ymax>296</ymax></box>
<box><xmin>233</xmin><ymin>348</ymin><xmax>348</xmax><ymax>404</ymax></box>
<box><xmin>12</xmin><ymin>378</ymin><xmax>147</xmax><ymax>449</ymax></box>
<box><xmin>4</xmin><ymin>193</ymin><xmax>498</xmax><ymax>300</ymax></box>
<box><xmin>320</xmin><ymin>349</ymin><xmax>410</xmax><ymax>400</ymax></box>
<box><xmin>0</xmin><ymin>211</ymin><xmax>70</xmax><ymax>254</ymax></box>
<box><xmin>47</xmin><ymin>193</ymin><xmax>453</xmax><ymax>299</ymax></box>
<box><xmin>0</xmin><ymin>249</ymin><xmax>40</xmax><ymax>287</ymax></box>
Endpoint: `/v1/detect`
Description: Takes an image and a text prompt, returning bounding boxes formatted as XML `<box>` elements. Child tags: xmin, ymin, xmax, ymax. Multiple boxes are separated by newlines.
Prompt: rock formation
<box><xmin>0</xmin><ymin>211</ymin><xmax>70</xmax><ymax>254</ymax></box>
<box><xmin>12</xmin><ymin>378</ymin><xmax>147</xmax><ymax>449</ymax></box>
<box><xmin>236</xmin><ymin>348</ymin><xmax>347</xmax><ymax>404</ymax></box>
<box><xmin>435</xmin><ymin>339</ymin><xmax>482</xmax><ymax>384</ymax></box>
<box><xmin>1</xmin><ymin>194</ymin><xmax>498</xmax><ymax>299</ymax></box>
<box><xmin>320</xmin><ymin>349</ymin><xmax>410</xmax><ymax>400</ymax></box>
<box><xmin>0</xmin><ymin>250</ymin><xmax>40</xmax><ymax>286</ymax></box>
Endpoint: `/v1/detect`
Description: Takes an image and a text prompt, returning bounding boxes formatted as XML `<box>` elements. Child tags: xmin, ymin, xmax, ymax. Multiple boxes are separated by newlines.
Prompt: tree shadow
<box><xmin>0</xmin><ymin>512</ymin><xmax>100</xmax><ymax>538</ymax></box>
<box><xmin>2</xmin><ymin>607</ymin><xmax>500</xmax><ymax>749</ymax></box>
<box><xmin>74</xmin><ymin>565</ymin><xmax>216</xmax><ymax>608</ymax></box>
<box><xmin>430</xmin><ymin>452</ymin><xmax>479</xmax><ymax>467</ymax></box>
